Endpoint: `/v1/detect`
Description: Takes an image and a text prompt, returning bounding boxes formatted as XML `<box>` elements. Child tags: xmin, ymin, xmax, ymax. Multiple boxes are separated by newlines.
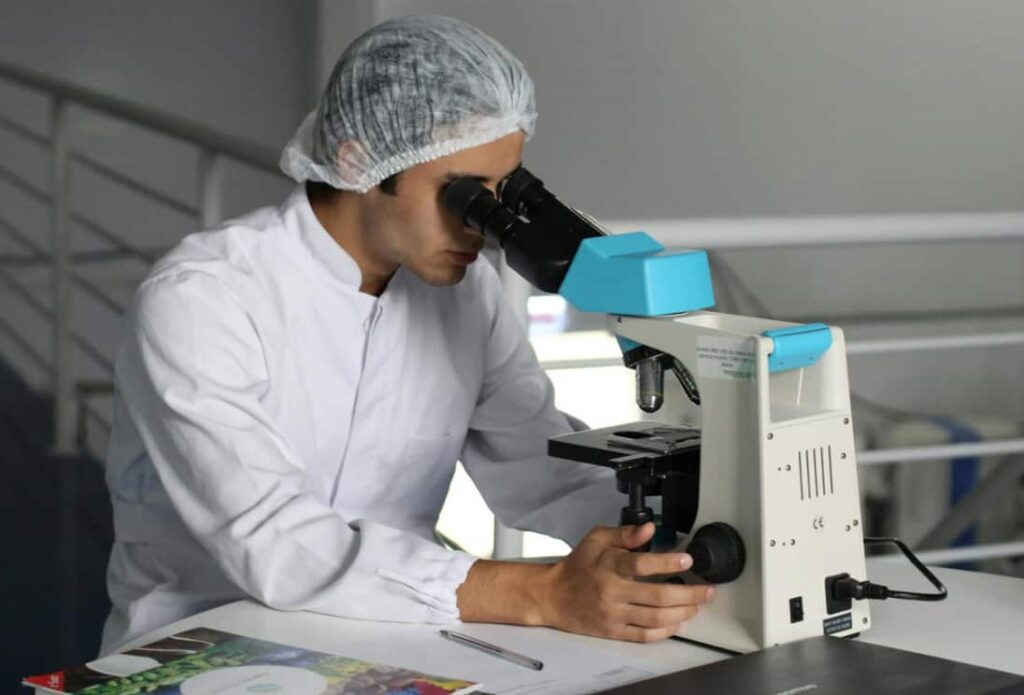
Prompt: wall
<box><xmin>374</xmin><ymin>0</ymin><xmax>1024</xmax><ymax>219</ymax></box>
<box><xmin>1</xmin><ymin>1</ymin><xmax>1022</xmax><ymax>438</ymax></box>
<box><xmin>370</xmin><ymin>0</ymin><xmax>1024</xmax><ymax>422</ymax></box>
<box><xmin>0</xmin><ymin>1</ymin><xmax>323</xmax><ymax>388</ymax></box>
<box><xmin>316</xmin><ymin>0</ymin><xmax>381</xmax><ymax>88</ymax></box>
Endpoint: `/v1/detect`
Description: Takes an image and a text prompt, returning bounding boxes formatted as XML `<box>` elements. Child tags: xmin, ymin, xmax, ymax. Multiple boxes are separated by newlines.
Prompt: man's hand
<box><xmin>537</xmin><ymin>523</ymin><xmax>714</xmax><ymax>642</ymax></box>
<box><xmin>456</xmin><ymin>523</ymin><xmax>714</xmax><ymax>643</ymax></box>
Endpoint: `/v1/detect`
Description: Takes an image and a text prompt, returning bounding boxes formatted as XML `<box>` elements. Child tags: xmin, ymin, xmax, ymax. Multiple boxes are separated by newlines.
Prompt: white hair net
<box><xmin>280</xmin><ymin>15</ymin><xmax>537</xmax><ymax>193</ymax></box>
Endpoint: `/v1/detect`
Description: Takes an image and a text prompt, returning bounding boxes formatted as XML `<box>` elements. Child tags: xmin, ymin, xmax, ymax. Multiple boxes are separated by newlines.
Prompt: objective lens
<box><xmin>636</xmin><ymin>358</ymin><xmax>665</xmax><ymax>413</ymax></box>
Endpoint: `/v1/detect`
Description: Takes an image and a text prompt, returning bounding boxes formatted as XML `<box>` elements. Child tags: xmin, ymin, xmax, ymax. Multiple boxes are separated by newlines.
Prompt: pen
<box><xmin>438</xmin><ymin>629</ymin><xmax>544</xmax><ymax>671</ymax></box>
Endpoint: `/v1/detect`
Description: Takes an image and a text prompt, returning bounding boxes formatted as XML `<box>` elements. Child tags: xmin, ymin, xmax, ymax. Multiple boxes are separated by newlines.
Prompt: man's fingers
<box><xmin>606</xmin><ymin>549</ymin><xmax>693</xmax><ymax>578</ymax></box>
<box><xmin>612</xmin><ymin>623</ymin><xmax>682</xmax><ymax>644</ymax></box>
<box><xmin>583</xmin><ymin>523</ymin><xmax>655</xmax><ymax>550</ymax></box>
<box><xmin>621</xmin><ymin>604</ymin><xmax>699</xmax><ymax>630</ymax></box>
<box><xmin>623</xmin><ymin>580</ymin><xmax>716</xmax><ymax>608</ymax></box>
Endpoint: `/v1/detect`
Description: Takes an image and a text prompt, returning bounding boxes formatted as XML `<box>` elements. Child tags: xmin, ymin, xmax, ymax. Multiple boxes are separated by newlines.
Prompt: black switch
<box><xmin>789</xmin><ymin>596</ymin><xmax>804</xmax><ymax>623</ymax></box>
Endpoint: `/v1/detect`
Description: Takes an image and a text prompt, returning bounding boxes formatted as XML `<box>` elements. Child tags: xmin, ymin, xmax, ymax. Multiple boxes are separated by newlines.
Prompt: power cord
<box><xmin>832</xmin><ymin>537</ymin><xmax>948</xmax><ymax>603</ymax></box>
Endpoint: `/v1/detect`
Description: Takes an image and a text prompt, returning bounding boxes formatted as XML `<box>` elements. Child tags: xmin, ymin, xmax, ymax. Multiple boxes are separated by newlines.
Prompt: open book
<box><xmin>24</xmin><ymin>627</ymin><xmax>481</xmax><ymax>695</ymax></box>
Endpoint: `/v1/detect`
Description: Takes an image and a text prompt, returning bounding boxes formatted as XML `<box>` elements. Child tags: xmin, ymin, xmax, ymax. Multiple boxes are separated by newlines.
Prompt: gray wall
<box><xmin>371</xmin><ymin>0</ymin><xmax>1024</xmax><ymax>422</ymax></box>
<box><xmin>317</xmin><ymin>0</ymin><xmax>380</xmax><ymax>88</ymax></box>
<box><xmin>0</xmin><ymin>0</ymin><xmax>317</xmax><ymax>149</ymax></box>
<box><xmin>377</xmin><ymin>0</ymin><xmax>1024</xmax><ymax>219</ymax></box>
<box><xmin>1</xmin><ymin>0</ymin><xmax>1022</xmax><ymax>426</ymax></box>
<box><xmin>0</xmin><ymin>1</ymin><xmax>322</xmax><ymax>387</ymax></box>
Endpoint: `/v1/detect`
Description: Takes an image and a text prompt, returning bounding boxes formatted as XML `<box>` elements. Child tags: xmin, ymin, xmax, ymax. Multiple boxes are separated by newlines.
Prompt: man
<box><xmin>101</xmin><ymin>15</ymin><xmax>712</xmax><ymax>654</ymax></box>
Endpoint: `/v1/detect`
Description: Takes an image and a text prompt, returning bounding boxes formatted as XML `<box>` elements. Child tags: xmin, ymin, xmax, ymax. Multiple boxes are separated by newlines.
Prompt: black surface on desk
<box><xmin>595</xmin><ymin>635</ymin><xmax>1024</xmax><ymax>695</ymax></box>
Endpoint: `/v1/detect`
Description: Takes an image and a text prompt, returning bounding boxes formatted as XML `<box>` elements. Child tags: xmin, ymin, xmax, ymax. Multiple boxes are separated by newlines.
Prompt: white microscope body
<box><xmin>613</xmin><ymin>310</ymin><xmax>870</xmax><ymax>653</ymax></box>
<box><xmin>441</xmin><ymin>167</ymin><xmax>873</xmax><ymax>654</ymax></box>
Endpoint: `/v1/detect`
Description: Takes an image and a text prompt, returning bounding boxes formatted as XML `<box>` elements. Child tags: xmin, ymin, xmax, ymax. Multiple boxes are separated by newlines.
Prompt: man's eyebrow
<box><xmin>443</xmin><ymin>163</ymin><xmax>523</xmax><ymax>184</ymax></box>
<box><xmin>443</xmin><ymin>172</ymin><xmax>489</xmax><ymax>182</ymax></box>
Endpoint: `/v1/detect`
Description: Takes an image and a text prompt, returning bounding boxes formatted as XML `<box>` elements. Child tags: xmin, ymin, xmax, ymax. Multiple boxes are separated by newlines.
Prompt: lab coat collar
<box><xmin>289</xmin><ymin>185</ymin><xmax>365</xmax><ymax>291</ymax></box>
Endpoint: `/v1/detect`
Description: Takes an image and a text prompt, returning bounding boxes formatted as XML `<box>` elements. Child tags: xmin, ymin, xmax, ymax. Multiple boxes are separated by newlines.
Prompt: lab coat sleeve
<box><xmin>118</xmin><ymin>270</ymin><xmax>476</xmax><ymax>622</ymax></box>
<box><xmin>459</xmin><ymin>276</ymin><xmax>623</xmax><ymax>547</ymax></box>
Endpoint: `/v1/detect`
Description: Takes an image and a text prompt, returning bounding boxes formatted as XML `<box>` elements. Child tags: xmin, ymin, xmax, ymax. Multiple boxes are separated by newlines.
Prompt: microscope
<box><xmin>443</xmin><ymin>168</ymin><xmax>943</xmax><ymax>653</ymax></box>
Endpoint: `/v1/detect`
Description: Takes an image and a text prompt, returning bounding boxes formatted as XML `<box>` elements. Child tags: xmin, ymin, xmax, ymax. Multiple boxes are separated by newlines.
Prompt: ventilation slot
<box><xmin>798</xmin><ymin>446</ymin><xmax>835</xmax><ymax>500</ymax></box>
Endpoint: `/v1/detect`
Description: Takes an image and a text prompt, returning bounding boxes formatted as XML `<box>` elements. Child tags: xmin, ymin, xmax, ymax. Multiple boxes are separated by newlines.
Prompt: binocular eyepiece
<box><xmin>442</xmin><ymin>167</ymin><xmax>603</xmax><ymax>293</ymax></box>
<box><xmin>441</xmin><ymin>177</ymin><xmax>520</xmax><ymax>248</ymax></box>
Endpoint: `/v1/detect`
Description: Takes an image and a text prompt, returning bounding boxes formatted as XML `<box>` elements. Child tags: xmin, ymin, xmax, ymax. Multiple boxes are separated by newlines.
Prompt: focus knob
<box><xmin>688</xmin><ymin>522</ymin><xmax>746</xmax><ymax>584</ymax></box>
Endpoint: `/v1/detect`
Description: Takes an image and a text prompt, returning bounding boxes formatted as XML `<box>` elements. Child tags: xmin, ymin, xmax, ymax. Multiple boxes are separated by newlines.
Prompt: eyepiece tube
<box><xmin>441</xmin><ymin>178</ymin><xmax>521</xmax><ymax>245</ymax></box>
<box><xmin>499</xmin><ymin>167</ymin><xmax>605</xmax><ymax>240</ymax></box>
<box><xmin>443</xmin><ymin>169</ymin><xmax>605</xmax><ymax>294</ymax></box>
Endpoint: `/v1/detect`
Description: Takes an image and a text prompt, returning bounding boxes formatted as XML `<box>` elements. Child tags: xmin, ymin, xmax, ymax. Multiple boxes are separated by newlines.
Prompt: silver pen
<box><xmin>439</xmin><ymin>629</ymin><xmax>544</xmax><ymax>671</ymax></box>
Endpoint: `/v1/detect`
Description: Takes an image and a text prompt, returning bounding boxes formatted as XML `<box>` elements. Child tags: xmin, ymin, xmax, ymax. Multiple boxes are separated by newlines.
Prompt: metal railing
<box><xmin>0</xmin><ymin>60</ymin><xmax>282</xmax><ymax>456</ymax></box>
<box><xmin>1</xmin><ymin>58</ymin><xmax>1022</xmax><ymax>568</ymax></box>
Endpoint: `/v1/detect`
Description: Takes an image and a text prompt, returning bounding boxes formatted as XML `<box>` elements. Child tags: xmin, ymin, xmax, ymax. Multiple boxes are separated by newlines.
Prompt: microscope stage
<box><xmin>548</xmin><ymin>421</ymin><xmax>701</xmax><ymax>468</ymax></box>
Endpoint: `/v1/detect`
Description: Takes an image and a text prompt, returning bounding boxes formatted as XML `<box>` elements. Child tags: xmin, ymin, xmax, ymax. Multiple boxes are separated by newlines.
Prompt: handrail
<box><xmin>72</xmin><ymin>333</ymin><xmax>114</xmax><ymax>373</ymax></box>
<box><xmin>71</xmin><ymin>211</ymin><xmax>160</xmax><ymax>264</ymax></box>
<box><xmin>0</xmin><ymin>61</ymin><xmax>281</xmax><ymax>173</ymax></box>
<box><xmin>73</xmin><ymin>152</ymin><xmax>198</xmax><ymax>217</ymax></box>
<box><xmin>0</xmin><ymin>313</ymin><xmax>50</xmax><ymax>372</ymax></box>
<box><xmin>73</xmin><ymin>273</ymin><xmax>127</xmax><ymax>314</ymax></box>
<box><xmin>0</xmin><ymin>248</ymin><xmax>171</xmax><ymax>268</ymax></box>
<box><xmin>846</xmin><ymin>332</ymin><xmax>1024</xmax><ymax>355</ymax></box>
<box><xmin>0</xmin><ymin>214</ymin><xmax>46</xmax><ymax>254</ymax></box>
<box><xmin>0</xmin><ymin>57</ymin><xmax>295</xmax><ymax>458</ymax></box>
<box><xmin>873</xmin><ymin>540</ymin><xmax>1024</xmax><ymax>566</ymax></box>
<box><xmin>0</xmin><ymin>111</ymin><xmax>48</xmax><ymax>147</ymax></box>
<box><xmin>0</xmin><ymin>160</ymin><xmax>49</xmax><ymax>203</ymax></box>
<box><xmin>0</xmin><ymin>265</ymin><xmax>54</xmax><ymax>320</ymax></box>
<box><xmin>615</xmin><ymin>212</ymin><xmax>1024</xmax><ymax>249</ymax></box>
<box><xmin>857</xmin><ymin>439</ymin><xmax>1024</xmax><ymax>465</ymax></box>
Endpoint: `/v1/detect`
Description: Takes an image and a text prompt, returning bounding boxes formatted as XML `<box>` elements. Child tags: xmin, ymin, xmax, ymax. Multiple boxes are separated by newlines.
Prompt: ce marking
<box><xmin>812</xmin><ymin>516</ymin><xmax>825</xmax><ymax>531</ymax></box>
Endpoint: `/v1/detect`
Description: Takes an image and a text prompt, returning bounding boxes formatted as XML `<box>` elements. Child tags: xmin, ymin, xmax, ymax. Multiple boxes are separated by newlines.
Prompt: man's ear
<box><xmin>334</xmin><ymin>139</ymin><xmax>371</xmax><ymax>186</ymax></box>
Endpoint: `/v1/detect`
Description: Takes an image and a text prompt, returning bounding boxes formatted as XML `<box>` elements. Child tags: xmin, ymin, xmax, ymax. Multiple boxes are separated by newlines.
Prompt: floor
<box><xmin>0</xmin><ymin>360</ymin><xmax>113</xmax><ymax>689</ymax></box>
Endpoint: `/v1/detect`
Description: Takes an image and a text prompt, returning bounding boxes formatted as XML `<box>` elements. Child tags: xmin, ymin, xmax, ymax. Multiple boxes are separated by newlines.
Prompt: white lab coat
<box><xmin>100</xmin><ymin>186</ymin><xmax>621</xmax><ymax>654</ymax></box>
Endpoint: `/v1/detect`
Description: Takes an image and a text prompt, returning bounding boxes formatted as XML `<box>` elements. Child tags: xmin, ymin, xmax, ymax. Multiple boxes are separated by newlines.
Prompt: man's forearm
<box><xmin>455</xmin><ymin>559</ymin><xmax>554</xmax><ymax>626</ymax></box>
<box><xmin>453</xmin><ymin>526</ymin><xmax>713</xmax><ymax>642</ymax></box>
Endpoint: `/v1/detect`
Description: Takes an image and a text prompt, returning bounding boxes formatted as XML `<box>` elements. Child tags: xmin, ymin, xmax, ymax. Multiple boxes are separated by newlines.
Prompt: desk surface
<box><xmin>121</xmin><ymin>559</ymin><xmax>1024</xmax><ymax>694</ymax></box>
<box><xmin>859</xmin><ymin>559</ymin><xmax>1024</xmax><ymax>675</ymax></box>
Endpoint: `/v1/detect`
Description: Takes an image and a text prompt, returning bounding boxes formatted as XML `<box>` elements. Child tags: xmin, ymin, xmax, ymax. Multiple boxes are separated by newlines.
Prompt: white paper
<box><xmin>438</xmin><ymin>625</ymin><xmax>672</xmax><ymax>694</ymax></box>
<box><xmin>123</xmin><ymin>602</ymin><xmax>728</xmax><ymax>695</ymax></box>
<box><xmin>181</xmin><ymin>665</ymin><xmax>327</xmax><ymax>695</ymax></box>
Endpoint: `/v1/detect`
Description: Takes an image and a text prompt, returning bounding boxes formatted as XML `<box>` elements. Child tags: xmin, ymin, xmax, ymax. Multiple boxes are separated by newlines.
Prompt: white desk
<box><xmin>859</xmin><ymin>560</ymin><xmax>1024</xmax><ymax>676</ymax></box>
<box><xmin>118</xmin><ymin>560</ymin><xmax>1024</xmax><ymax>694</ymax></box>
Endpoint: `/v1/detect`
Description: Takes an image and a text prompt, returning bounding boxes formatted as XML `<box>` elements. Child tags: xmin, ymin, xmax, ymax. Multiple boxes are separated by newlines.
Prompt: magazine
<box><xmin>23</xmin><ymin>627</ymin><xmax>481</xmax><ymax>695</ymax></box>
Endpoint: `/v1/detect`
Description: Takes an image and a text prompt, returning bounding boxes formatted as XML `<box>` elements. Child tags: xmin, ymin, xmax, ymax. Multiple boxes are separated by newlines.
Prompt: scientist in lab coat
<box><xmin>101</xmin><ymin>15</ymin><xmax>713</xmax><ymax>654</ymax></box>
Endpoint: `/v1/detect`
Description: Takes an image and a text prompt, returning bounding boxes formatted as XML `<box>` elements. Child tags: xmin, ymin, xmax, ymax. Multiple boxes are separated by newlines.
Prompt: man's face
<box><xmin>360</xmin><ymin>131</ymin><xmax>525</xmax><ymax>287</ymax></box>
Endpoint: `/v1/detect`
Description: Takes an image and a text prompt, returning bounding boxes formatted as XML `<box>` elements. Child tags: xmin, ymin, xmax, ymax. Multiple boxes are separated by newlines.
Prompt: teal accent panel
<box><xmin>558</xmin><ymin>232</ymin><xmax>715</xmax><ymax>316</ymax></box>
<box><xmin>616</xmin><ymin>336</ymin><xmax>641</xmax><ymax>353</ymax></box>
<box><xmin>762</xmin><ymin>323</ymin><xmax>833</xmax><ymax>372</ymax></box>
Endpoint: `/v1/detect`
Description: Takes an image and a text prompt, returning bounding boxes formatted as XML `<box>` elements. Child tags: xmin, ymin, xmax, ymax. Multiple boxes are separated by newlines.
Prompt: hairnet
<box><xmin>280</xmin><ymin>15</ymin><xmax>537</xmax><ymax>193</ymax></box>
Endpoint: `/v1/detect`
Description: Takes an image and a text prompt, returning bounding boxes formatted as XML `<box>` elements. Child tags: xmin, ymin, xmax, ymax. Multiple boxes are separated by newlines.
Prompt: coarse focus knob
<box><xmin>688</xmin><ymin>522</ymin><xmax>746</xmax><ymax>584</ymax></box>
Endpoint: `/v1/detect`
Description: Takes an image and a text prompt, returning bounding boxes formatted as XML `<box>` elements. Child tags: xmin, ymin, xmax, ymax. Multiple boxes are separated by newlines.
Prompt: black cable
<box><xmin>865</xmin><ymin>536</ymin><xmax>948</xmax><ymax>600</ymax></box>
<box><xmin>833</xmin><ymin>536</ymin><xmax>948</xmax><ymax>603</ymax></box>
